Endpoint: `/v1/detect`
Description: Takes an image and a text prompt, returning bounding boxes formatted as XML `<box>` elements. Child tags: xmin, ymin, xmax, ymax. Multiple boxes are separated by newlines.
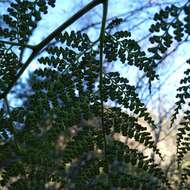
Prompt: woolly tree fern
<box><xmin>0</xmin><ymin>0</ymin><xmax>190</xmax><ymax>189</ymax></box>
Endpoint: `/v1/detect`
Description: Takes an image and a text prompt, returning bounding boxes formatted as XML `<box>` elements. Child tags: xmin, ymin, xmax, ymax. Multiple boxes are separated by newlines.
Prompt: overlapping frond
<box><xmin>1</xmin><ymin>0</ymin><xmax>190</xmax><ymax>189</ymax></box>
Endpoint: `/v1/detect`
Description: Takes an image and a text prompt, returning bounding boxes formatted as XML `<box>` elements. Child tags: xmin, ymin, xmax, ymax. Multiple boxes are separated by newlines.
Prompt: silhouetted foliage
<box><xmin>0</xmin><ymin>0</ymin><xmax>190</xmax><ymax>189</ymax></box>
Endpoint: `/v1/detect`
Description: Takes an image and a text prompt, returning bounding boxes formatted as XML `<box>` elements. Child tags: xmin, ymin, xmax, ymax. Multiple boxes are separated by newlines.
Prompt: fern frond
<box><xmin>104</xmin><ymin>107</ymin><xmax>163</xmax><ymax>159</ymax></box>
<box><xmin>55</xmin><ymin>30</ymin><xmax>91</xmax><ymax>51</ymax></box>
<box><xmin>169</xmin><ymin>60</ymin><xmax>190</xmax><ymax>166</ymax></box>
<box><xmin>0</xmin><ymin>0</ymin><xmax>56</xmax><ymax>43</ymax></box>
<box><xmin>148</xmin><ymin>1</ymin><xmax>190</xmax><ymax>62</ymax></box>
<box><xmin>0</xmin><ymin>44</ymin><xmax>21</xmax><ymax>94</ymax></box>
<box><xmin>171</xmin><ymin>60</ymin><xmax>190</xmax><ymax>126</ymax></box>
<box><xmin>176</xmin><ymin>110</ymin><xmax>190</xmax><ymax>165</ymax></box>
<box><xmin>104</xmin><ymin>31</ymin><xmax>158</xmax><ymax>81</ymax></box>
<box><xmin>178</xmin><ymin>166</ymin><xmax>190</xmax><ymax>189</ymax></box>
<box><xmin>103</xmin><ymin>72</ymin><xmax>156</xmax><ymax>128</ymax></box>
<box><xmin>107</xmin><ymin>140</ymin><xmax>171</xmax><ymax>189</ymax></box>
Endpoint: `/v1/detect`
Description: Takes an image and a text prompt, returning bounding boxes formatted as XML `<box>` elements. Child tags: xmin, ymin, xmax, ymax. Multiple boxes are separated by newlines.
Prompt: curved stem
<box><xmin>99</xmin><ymin>0</ymin><xmax>108</xmax><ymax>157</ymax></box>
<box><xmin>34</xmin><ymin>0</ymin><xmax>105</xmax><ymax>53</ymax></box>
<box><xmin>0</xmin><ymin>0</ymin><xmax>106</xmax><ymax>100</ymax></box>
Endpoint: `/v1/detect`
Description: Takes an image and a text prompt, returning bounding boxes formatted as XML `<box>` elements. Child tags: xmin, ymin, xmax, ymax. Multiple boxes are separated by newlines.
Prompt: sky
<box><xmin>0</xmin><ymin>0</ymin><xmax>189</xmax><ymax>119</ymax></box>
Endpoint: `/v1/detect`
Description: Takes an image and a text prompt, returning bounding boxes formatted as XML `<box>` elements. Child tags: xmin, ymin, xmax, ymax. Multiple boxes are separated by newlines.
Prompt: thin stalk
<box><xmin>99</xmin><ymin>0</ymin><xmax>108</xmax><ymax>157</ymax></box>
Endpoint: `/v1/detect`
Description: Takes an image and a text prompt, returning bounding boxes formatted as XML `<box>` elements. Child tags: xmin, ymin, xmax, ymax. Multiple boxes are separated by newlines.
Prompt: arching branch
<box><xmin>0</xmin><ymin>0</ymin><xmax>107</xmax><ymax>100</ymax></box>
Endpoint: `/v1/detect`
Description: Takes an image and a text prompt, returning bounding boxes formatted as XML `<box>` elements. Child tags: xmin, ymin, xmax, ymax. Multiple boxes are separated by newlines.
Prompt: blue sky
<box><xmin>0</xmin><ymin>0</ymin><xmax>189</xmax><ymax>118</ymax></box>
